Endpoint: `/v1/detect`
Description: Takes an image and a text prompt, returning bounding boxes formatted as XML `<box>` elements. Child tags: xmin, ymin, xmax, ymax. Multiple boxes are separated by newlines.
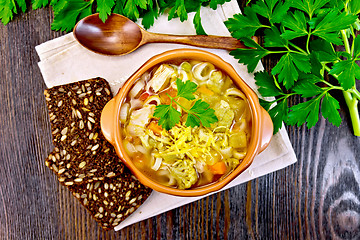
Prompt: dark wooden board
<box><xmin>0</xmin><ymin>1</ymin><xmax>359</xmax><ymax>239</ymax></box>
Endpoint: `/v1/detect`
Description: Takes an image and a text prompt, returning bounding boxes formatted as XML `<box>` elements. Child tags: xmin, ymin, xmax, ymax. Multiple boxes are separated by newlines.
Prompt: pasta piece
<box><xmin>151</xmin><ymin>157</ymin><xmax>162</xmax><ymax>171</ymax></box>
<box><xmin>179</xmin><ymin>62</ymin><xmax>192</xmax><ymax>72</ymax></box>
<box><xmin>192</xmin><ymin>62</ymin><xmax>215</xmax><ymax>81</ymax></box>
<box><xmin>225</xmin><ymin>88</ymin><xmax>246</xmax><ymax>100</ymax></box>
<box><xmin>135</xmin><ymin>145</ymin><xmax>148</xmax><ymax>155</ymax></box>
<box><xmin>119</xmin><ymin>103</ymin><xmax>130</xmax><ymax>124</ymax></box>
<box><xmin>144</xmin><ymin>96</ymin><xmax>162</xmax><ymax>106</ymax></box>
<box><xmin>129</xmin><ymin>80</ymin><xmax>145</xmax><ymax>98</ymax></box>
<box><xmin>178</xmin><ymin>69</ymin><xmax>190</xmax><ymax>81</ymax></box>
<box><xmin>123</xmin><ymin>140</ymin><xmax>136</xmax><ymax>156</ymax></box>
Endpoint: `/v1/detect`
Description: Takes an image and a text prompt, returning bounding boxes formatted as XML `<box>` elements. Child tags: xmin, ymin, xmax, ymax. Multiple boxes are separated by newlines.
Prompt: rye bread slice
<box><xmin>44</xmin><ymin>77</ymin><xmax>124</xmax><ymax>184</ymax></box>
<box><xmin>67</xmin><ymin>167</ymin><xmax>152</xmax><ymax>230</ymax></box>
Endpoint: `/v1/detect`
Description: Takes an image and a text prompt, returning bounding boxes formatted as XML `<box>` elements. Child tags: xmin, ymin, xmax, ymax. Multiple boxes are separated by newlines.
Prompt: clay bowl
<box><xmin>101</xmin><ymin>49</ymin><xmax>273</xmax><ymax>197</ymax></box>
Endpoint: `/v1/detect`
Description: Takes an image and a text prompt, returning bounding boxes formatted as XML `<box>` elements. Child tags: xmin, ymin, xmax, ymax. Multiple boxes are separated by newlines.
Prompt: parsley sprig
<box><xmin>225</xmin><ymin>0</ymin><xmax>360</xmax><ymax>136</ymax></box>
<box><xmin>153</xmin><ymin>79</ymin><xmax>218</xmax><ymax>130</ymax></box>
<box><xmin>1</xmin><ymin>0</ymin><xmax>230</xmax><ymax>34</ymax></box>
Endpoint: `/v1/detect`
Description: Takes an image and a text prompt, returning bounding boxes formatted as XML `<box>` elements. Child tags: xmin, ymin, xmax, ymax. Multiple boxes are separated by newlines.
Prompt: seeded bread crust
<box><xmin>44</xmin><ymin>78</ymin><xmax>124</xmax><ymax>184</ymax></box>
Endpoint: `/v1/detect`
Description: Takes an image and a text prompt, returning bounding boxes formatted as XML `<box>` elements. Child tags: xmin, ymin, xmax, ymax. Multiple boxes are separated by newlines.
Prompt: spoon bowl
<box><xmin>74</xmin><ymin>13</ymin><xmax>247</xmax><ymax>55</ymax></box>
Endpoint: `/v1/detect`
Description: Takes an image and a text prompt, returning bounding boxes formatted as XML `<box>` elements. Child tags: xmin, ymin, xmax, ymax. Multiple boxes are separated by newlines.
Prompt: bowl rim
<box><xmin>109</xmin><ymin>49</ymin><xmax>262</xmax><ymax>197</ymax></box>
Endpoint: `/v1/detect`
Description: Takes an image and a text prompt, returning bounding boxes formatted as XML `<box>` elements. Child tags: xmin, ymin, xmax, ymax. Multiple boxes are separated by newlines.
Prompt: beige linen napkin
<box><xmin>36</xmin><ymin>0</ymin><xmax>297</xmax><ymax>231</ymax></box>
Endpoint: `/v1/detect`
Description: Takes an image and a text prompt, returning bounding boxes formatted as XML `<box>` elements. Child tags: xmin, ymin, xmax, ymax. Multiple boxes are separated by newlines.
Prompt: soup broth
<box><xmin>120</xmin><ymin>61</ymin><xmax>251</xmax><ymax>189</ymax></box>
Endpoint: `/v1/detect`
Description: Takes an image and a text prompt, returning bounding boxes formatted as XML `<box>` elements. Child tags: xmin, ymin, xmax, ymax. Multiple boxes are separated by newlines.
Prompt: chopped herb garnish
<box><xmin>153</xmin><ymin>79</ymin><xmax>218</xmax><ymax>130</ymax></box>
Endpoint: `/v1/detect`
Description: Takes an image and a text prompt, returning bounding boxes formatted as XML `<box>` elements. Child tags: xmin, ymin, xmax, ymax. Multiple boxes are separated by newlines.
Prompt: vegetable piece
<box><xmin>213</xmin><ymin>100</ymin><xmax>234</xmax><ymax>129</ymax></box>
<box><xmin>225</xmin><ymin>0</ymin><xmax>360</xmax><ymax>136</ymax></box>
<box><xmin>148</xmin><ymin>121</ymin><xmax>163</xmax><ymax>135</ymax></box>
<box><xmin>208</xmin><ymin>161</ymin><xmax>227</xmax><ymax>175</ymax></box>
<box><xmin>139</xmin><ymin>92</ymin><xmax>150</xmax><ymax>101</ymax></box>
<box><xmin>168</xmin><ymin>159</ymin><xmax>198</xmax><ymax>189</ymax></box>
<box><xmin>197</xmin><ymin>85</ymin><xmax>214</xmax><ymax>96</ymax></box>
<box><xmin>229</xmin><ymin>131</ymin><xmax>247</xmax><ymax>149</ymax></box>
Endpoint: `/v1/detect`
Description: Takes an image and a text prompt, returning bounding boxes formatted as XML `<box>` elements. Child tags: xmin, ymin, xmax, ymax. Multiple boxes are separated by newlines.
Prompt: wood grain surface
<box><xmin>1</xmin><ymin>1</ymin><xmax>360</xmax><ymax>239</ymax></box>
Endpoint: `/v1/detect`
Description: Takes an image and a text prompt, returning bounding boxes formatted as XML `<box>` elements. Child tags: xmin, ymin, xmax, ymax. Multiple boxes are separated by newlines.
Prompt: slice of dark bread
<box><xmin>44</xmin><ymin>77</ymin><xmax>124</xmax><ymax>184</ymax></box>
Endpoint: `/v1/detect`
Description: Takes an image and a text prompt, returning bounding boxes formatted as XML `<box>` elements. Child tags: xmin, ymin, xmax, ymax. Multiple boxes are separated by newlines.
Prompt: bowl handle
<box><xmin>101</xmin><ymin>98</ymin><xmax>116</xmax><ymax>145</ymax></box>
<box><xmin>259</xmin><ymin>107</ymin><xmax>273</xmax><ymax>153</ymax></box>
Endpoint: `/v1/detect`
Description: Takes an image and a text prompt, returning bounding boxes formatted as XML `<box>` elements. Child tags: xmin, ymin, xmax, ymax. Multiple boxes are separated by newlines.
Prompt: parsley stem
<box><xmin>338</xmin><ymin>29</ymin><xmax>360</xmax><ymax>136</ymax></box>
<box><xmin>306</xmin><ymin>32</ymin><xmax>311</xmax><ymax>54</ymax></box>
<box><xmin>341</xmin><ymin>30</ymin><xmax>351</xmax><ymax>54</ymax></box>
<box><xmin>167</xmin><ymin>94</ymin><xmax>190</xmax><ymax>112</ymax></box>
<box><xmin>343</xmin><ymin>91</ymin><xmax>360</xmax><ymax>136</ymax></box>
<box><xmin>348</xmin><ymin>88</ymin><xmax>360</xmax><ymax>101</ymax></box>
<box><xmin>288</xmin><ymin>42</ymin><xmax>307</xmax><ymax>54</ymax></box>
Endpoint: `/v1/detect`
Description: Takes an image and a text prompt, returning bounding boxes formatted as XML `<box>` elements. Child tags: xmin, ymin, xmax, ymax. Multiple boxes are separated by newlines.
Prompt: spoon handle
<box><xmin>143</xmin><ymin>32</ymin><xmax>247</xmax><ymax>50</ymax></box>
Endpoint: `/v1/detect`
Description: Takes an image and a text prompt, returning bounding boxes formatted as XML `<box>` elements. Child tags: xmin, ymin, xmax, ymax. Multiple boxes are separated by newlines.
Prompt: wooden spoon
<box><xmin>73</xmin><ymin>13</ymin><xmax>246</xmax><ymax>55</ymax></box>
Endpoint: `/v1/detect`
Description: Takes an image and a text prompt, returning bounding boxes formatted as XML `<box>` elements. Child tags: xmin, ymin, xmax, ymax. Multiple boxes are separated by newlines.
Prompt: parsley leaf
<box><xmin>0</xmin><ymin>0</ymin><xmax>26</xmax><ymax>25</ymax></box>
<box><xmin>264</xmin><ymin>25</ymin><xmax>288</xmax><ymax>48</ymax></box>
<box><xmin>254</xmin><ymin>71</ymin><xmax>283</xmax><ymax>97</ymax></box>
<box><xmin>224</xmin><ymin>7</ymin><xmax>263</xmax><ymax>39</ymax></box>
<box><xmin>310</xmin><ymin>38</ymin><xmax>338</xmax><ymax>62</ymax></box>
<box><xmin>154</xmin><ymin>79</ymin><xmax>218</xmax><ymax>130</ymax></box>
<box><xmin>271</xmin><ymin>52</ymin><xmax>311</xmax><ymax>89</ymax></box>
<box><xmin>290</xmin><ymin>0</ymin><xmax>330</xmax><ymax>18</ymax></box>
<box><xmin>154</xmin><ymin>104</ymin><xmax>182</xmax><ymax>130</ymax></box>
<box><xmin>168</xmin><ymin>0</ymin><xmax>187</xmax><ymax>22</ymax></box>
<box><xmin>51</xmin><ymin>0</ymin><xmax>93</xmax><ymax>32</ymax></box>
<box><xmin>329</xmin><ymin>60</ymin><xmax>360</xmax><ymax>90</ymax></box>
<box><xmin>321</xmin><ymin>92</ymin><xmax>341</xmax><ymax>127</ymax></box>
<box><xmin>32</xmin><ymin>0</ymin><xmax>50</xmax><ymax>9</ymax></box>
<box><xmin>124</xmin><ymin>0</ymin><xmax>140</xmax><ymax>20</ymax></box>
<box><xmin>209</xmin><ymin>0</ymin><xmax>230</xmax><ymax>10</ymax></box>
<box><xmin>288</xmin><ymin>96</ymin><xmax>321</xmax><ymax>128</ymax></box>
<box><xmin>193</xmin><ymin>6</ymin><xmax>206</xmax><ymax>35</ymax></box>
<box><xmin>260</xmin><ymin>98</ymin><xmax>288</xmax><ymax>134</ymax></box>
<box><xmin>311</xmin><ymin>10</ymin><xmax>358</xmax><ymax>44</ymax></box>
<box><xmin>141</xmin><ymin>2</ymin><xmax>158</xmax><ymax>29</ymax></box>
<box><xmin>292</xmin><ymin>78</ymin><xmax>323</xmax><ymax>98</ymax></box>
<box><xmin>230</xmin><ymin>38</ymin><xmax>269</xmax><ymax>73</ymax></box>
<box><xmin>252</xmin><ymin>0</ymin><xmax>289</xmax><ymax>24</ymax></box>
<box><xmin>281</xmin><ymin>10</ymin><xmax>308</xmax><ymax>40</ymax></box>
<box><xmin>176</xmin><ymin>79</ymin><xmax>197</xmax><ymax>100</ymax></box>
<box><xmin>186</xmin><ymin>99</ymin><xmax>218</xmax><ymax>127</ymax></box>
<box><xmin>97</xmin><ymin>0</ymin><xmax>115</xmax><ymax>22</ymax></box>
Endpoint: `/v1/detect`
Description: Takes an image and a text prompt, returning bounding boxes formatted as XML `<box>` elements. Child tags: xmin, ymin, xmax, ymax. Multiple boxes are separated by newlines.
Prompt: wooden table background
<box><xmin>1</xmin><ymin>1</ymin><xmax>360</xmax><ymax>239</ymax></box>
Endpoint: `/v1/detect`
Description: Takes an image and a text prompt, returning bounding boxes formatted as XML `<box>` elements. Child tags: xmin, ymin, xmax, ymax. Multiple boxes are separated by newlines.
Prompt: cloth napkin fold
<box><xmin>36</xmin><ymin>0</ymin><xmax>297</xmax><ymax>231</ymax></box>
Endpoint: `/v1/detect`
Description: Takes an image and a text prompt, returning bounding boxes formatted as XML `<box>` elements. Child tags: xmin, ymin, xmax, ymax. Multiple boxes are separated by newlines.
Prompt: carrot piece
<box><xmin>148</xmin><ymin>121</ymin><xmax>163</xmax><ymax>135</ymax></box>
<box><xmin>208</xmin><ymin>162</ymin><xmax>227</xmax><ymax>175</ymax></box>
<box><xmin>139</xmin><ymin>92</ymin><xmax>150</xmax><ymax>101</ymax></box>
<box><xmin>197</xmin><ymin>85</ymin><xmax>214</xmax><ymax>95</ymax></box>
<box><xmin>159</xmin><ymin>87</ymin><xmax>177</xmax><ymax>104</ymax></box>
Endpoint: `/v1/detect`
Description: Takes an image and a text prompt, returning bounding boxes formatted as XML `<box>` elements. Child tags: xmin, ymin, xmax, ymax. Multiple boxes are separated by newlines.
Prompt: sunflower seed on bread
<box><xmin>44</xmin><ymin>77</ymin><xmax>124</xmax><ymax>184</ymax></box>
<box><xmin>67</xmin><ymin>168</ymin><xmax>152</xmax><ymax>230</ymax></box>
<box><xmin>44</xmin><ymin>77</ymin><xmax>112</xmax><ymax>150</ymax></box>
<box><xmin>45</xmin><ymin>142</ymin><xmax>123</xmax><ymax>185</ymax></box>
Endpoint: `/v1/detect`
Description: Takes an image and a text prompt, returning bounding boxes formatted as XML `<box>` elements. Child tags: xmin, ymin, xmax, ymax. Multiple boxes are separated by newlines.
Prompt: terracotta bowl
<box><xmin>101</xmin><ymin>49</ymin><xmax>273</xmax><ymax>197</ymax></box>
